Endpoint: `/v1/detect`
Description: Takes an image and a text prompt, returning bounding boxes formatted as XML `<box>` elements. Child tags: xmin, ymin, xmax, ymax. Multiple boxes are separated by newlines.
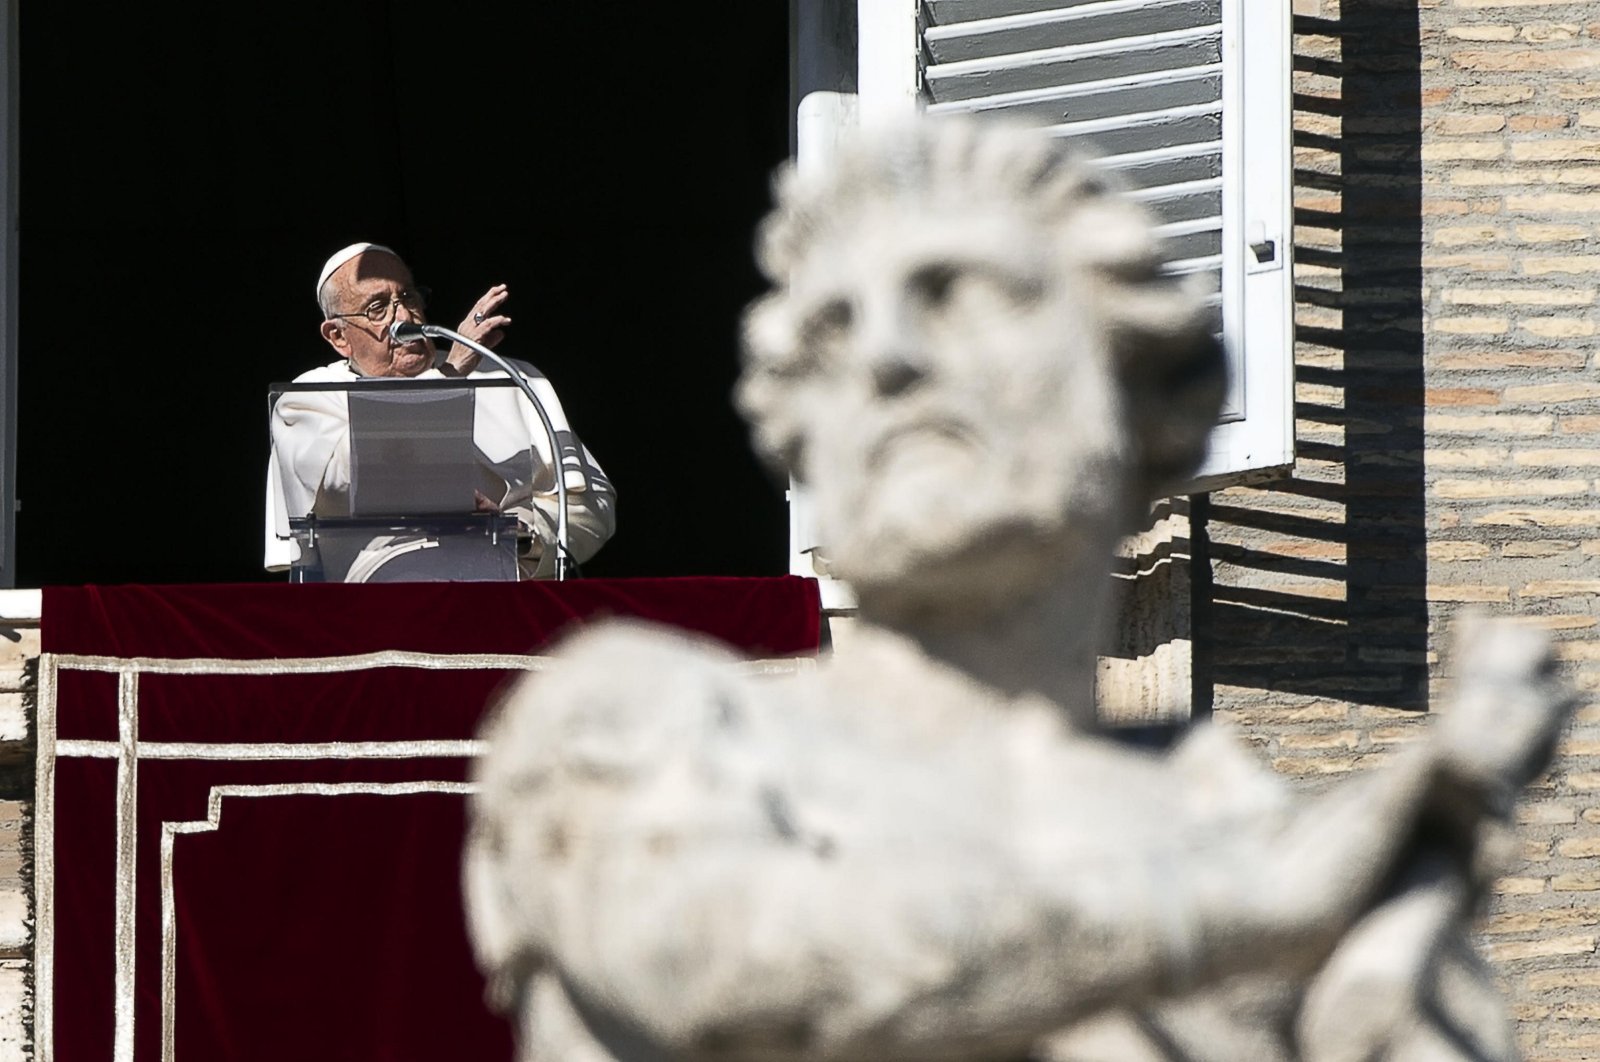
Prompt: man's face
<box><xmin>779</xmin><ymin>200</ymin><xmax>1131</xmax><ymax>613</ymax></box>
<box><xmin>320</xmin><ymin>253</ymin><xmax>435</xmax><ymax>377</ymax></box>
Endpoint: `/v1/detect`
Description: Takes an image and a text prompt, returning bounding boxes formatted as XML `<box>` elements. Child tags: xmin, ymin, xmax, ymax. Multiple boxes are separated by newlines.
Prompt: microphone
<box><xmin>389</xmin><ymin>320</ymin><xmax>428</xmax><ymax>344</ymax></box>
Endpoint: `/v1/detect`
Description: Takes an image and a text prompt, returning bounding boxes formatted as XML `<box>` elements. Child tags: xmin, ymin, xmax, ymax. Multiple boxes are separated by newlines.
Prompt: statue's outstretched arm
<box><xmin>466</xmin><ymin>620</ymin><xmax>1568</xmax><ymax>1060</ymax></box>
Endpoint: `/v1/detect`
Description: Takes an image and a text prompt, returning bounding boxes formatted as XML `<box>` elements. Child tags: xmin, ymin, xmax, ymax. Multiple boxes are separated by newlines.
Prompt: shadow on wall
<box><xmin>1195</xmin><ymin>0</ymin><xmax>1428</xmax><ymax>712</ymax></box>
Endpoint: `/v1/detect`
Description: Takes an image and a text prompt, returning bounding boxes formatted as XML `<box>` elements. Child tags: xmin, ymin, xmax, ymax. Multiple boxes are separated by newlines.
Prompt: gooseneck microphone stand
<box><xmin>389</xmin><ymin>320</ymin><xmax>575</xmax><ymax>580</ymax></box>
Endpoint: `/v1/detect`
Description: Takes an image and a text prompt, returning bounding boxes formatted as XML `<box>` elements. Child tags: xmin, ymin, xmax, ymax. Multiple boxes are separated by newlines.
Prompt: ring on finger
<box><xmin>473</xmin><ymin>312</ymin><xmax>485</xmax><ymax>324</ymax></box>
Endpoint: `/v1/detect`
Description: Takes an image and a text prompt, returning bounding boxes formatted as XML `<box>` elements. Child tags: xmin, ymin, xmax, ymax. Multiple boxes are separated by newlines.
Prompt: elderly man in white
<box><xmin>265</xmin><ymin>243</ymin><xmax>616</xmax><ymax>580</ymax></box>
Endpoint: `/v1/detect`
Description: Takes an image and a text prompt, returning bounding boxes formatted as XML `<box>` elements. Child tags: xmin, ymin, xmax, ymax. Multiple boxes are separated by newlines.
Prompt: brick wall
<box><xmin>1204</xmin><ymin>0</ymin><xmax>1600</xmax><ymax>1055</ymax></box>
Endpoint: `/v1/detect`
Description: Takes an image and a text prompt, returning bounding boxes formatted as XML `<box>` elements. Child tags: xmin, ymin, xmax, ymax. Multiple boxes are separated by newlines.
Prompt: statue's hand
<box><xmin>1434</xmin><ymin>616</ymin><xmax>1574</xmax><ymax>806</ymax></box>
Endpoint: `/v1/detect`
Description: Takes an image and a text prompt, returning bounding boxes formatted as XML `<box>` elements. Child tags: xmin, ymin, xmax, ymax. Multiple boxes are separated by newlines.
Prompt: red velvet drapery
<box><xmin>41</xmin><ymin>578</ymin><xmax>820</xmax><ymax>1062</ymax></box>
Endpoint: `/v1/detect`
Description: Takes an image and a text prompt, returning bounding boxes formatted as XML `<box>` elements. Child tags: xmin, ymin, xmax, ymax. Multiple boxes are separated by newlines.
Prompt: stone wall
<box><xmin>0</xmin><ymin>597</ymin><xmax>37</xmax><ymax>1062</ymax></box>
<box><xmin>1204</xmin><ymin>0</ymin><xmax>1600</xmax><ymax>1056</ymax></box>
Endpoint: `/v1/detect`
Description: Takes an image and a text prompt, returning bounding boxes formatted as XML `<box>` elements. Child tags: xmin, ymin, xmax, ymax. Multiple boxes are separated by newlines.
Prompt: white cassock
<box><xmin>265</xmin><ymin>358</ymin><xmax>616</xmax><ymax>580</ymax></box>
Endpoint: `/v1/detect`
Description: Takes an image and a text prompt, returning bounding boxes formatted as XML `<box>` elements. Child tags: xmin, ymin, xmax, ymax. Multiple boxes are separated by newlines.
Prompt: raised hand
<box><xmin>447</xmin><ymin>283</ymin><xmax>512</xmax><ymax>373</ymax></box>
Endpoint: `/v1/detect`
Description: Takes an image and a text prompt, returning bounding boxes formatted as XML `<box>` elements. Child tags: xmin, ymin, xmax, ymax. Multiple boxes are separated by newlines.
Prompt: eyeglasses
<box><xmin>329</xmin><ymin>286</ymin><xmax>431</xmax><ymax>324</ymax></box>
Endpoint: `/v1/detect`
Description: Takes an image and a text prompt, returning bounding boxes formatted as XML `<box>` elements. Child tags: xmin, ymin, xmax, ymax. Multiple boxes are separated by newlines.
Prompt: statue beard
<box><xmin>811</xmin><ymin>432</ymin><xmax>1133</xmax><ymax>626</ymax></box>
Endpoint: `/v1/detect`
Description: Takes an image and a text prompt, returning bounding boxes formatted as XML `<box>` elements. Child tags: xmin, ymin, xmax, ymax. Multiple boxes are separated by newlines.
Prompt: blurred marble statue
<box><xmin>464</xmin><ymin>120</ymin><xmax>1571</xmax><ymax>1061</ymax></box>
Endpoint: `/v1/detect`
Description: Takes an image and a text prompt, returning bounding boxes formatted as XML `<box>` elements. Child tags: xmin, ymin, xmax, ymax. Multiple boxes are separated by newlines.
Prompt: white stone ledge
<box><xmin>0</xmin><ymin>592</ymin><xmax>38</xmax><ymax>627</ymax></box>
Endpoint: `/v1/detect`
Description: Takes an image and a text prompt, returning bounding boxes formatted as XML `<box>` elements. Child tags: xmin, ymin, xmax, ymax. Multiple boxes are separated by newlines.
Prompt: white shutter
<box><xmin>917</xmin><ymin>0</ymin><xmax>1292</xmax><ymax>487</ymax></box>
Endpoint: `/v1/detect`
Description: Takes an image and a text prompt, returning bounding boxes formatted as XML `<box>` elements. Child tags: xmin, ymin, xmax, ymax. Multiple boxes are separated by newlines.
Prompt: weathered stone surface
<box><xmin>0</xmin><ymin>962</ymin><xmax>24</xmax><ymax>1062</ymax></box>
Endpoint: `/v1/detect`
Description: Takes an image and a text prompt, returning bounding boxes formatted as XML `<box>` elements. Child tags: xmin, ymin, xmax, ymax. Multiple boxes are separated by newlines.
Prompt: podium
<box><xmin>269</xmin><ymin>378</ymin><xmax>543</xmax><ymax>583</ymax></box>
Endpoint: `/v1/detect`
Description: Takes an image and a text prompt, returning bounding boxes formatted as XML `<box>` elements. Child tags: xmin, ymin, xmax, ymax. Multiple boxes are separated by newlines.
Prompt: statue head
<box><xmin>738</xmin><ymin>119</ymin><xmax>1225</xmax><ymax>623</ymax></box>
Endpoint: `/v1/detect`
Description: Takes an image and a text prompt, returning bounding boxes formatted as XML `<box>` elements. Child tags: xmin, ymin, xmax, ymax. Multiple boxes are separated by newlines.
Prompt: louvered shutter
<box><xmin>914</xmin><ymin>0</ymin><xmax>1292</xmax><ymax>486</ymax></box>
